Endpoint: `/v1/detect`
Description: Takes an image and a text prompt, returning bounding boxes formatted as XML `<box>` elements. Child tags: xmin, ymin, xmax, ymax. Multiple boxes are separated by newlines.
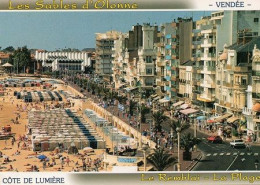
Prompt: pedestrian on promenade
<box><xmin>246</xmin><ymin>143</ymin><xmax>251</xmax><ymax>152</ymax></box>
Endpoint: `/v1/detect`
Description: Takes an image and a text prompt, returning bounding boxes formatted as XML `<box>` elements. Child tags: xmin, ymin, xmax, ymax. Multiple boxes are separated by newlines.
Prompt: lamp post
<box><xmin>142</xmin><ymin>143</ymin><xmax>149</xmax><ymax>171</ymax></box>
<box><xmin>170</xmin><ymin>105</ymin><xmax>174</xmax><ymax>151</ymax></box>
<box><xmin>255</xmin><ymin>159</ymin><xmax>259</xmax><ymax>170</ymax></box>
<box><xmin>176</xmin><ymin>127</ymin><xmax>181</xmax><ymax>171</ymax></box>
<box><xmin>138</xmin><ymin>86</ymin><xmax>142</xmax><ymax>148</ymax></box>
<box><xmin>193</xmin><ymin>116</ymin><xmax>197</xmax><ymax>138</ymax></box>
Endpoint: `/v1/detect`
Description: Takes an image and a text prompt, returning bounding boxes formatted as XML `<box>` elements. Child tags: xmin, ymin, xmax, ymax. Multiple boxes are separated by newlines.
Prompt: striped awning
<box><xmin>227</xmin><ymin>116</ymin><xmax>239</xmax><ymax>123</ymax></box>
<box><xmin>180</xmin><ymin>108</ymin><xmax>199</xmax><ymax>115</ymax></box>
<box><xmin>215</xmin><ymin>113</ymin><xmax>232</xmax><ymax>122</ymax></box>
<box><xmin>180</xmin><ymin>104</ymin><xmax>190</xmax><ymax>109</ymax></box>
<box><xmin>173</xmin><ymin>101</ymin><xmax>184</xmax><ymax>107</ymax></box>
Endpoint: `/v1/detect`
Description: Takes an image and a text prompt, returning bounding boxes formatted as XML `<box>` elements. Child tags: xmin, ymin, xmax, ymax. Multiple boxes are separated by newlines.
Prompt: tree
<box><xmin>180</xmin><ymin>133</ymin><xmax>200</xmax><ymax>160</ymax></box>
<box><xmin>168</xmin><ymin>118</ymin><xmax>190</xmax><ymax>135</ymax></box>
<box><xmin>140</xmin><ymin>104</ymin><xmax>150</xmax><ymax>123</ymax></box>
<box><xmin>152</xmin><ymin>111</ymin><xmax>167</xmax><ymax>132</ymax></box>
<box><xmin>129</xmin><ymin>100</ymin><xmax>137</xmax><ymax>116</ymax></box>
<box><xmin>147</xmin><ymin>148</ymin><xmax>177</xmax><ymax>171</ymax></box>
<box><xmin>3</xmin><ymin>46</ymin><xmax>15</xmax><ymax>53</ymax></box>
<box><xmin>13</xmin><ymin>46</ymin><xmax>32</xmax><ymax>73</ymax></box>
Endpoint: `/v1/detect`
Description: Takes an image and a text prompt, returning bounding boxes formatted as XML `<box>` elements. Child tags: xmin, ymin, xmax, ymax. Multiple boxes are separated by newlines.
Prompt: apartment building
<box><xmin>215</xmin><ymin>36</ymin><xmax>259</xmax><ymax>123</ymax></box>
<box><xmin>178</xmin><ymin>61</ymin><xmax>195</xmax><ymax>103</ymax></box>
<box><xmin>136</xmin><ymin>24</ymin><xmax>159</xmax><ymax>90</ymax></box>
<box><xmin>155</xmin><ymin>22</ymin><xmax>177</xmax><ymax>100</ymax></box>
<box><xmin>111</xmin><ymin>24</ymin><xmax>158</xmax><ymax>90</ymax></box>
<box><xmin>196</xmin><ymin>11</ymin><xmax>260</xmax><ymax>115</ymax></box>
<box><xmin>155</xmin><ymin>18</ymin><xmax>192</xmax><ymax>102</ymax></box>
<box><xmin>243</xmin><ymin>42</ymin><xmax>260</xmax><ymax>142</ymax></box>
<box><xmin>112</xmin><ymin>33</ymin><xmax>128</xmax><ymax>89</ymax></box>
<box><xmin>95</xmin><ymin>31</ymin><xmax>121</xmax><ymax>80</ymax></box>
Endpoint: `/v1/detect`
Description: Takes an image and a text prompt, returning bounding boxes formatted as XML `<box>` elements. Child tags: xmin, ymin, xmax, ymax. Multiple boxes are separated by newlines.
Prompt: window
<box><xmin>145</xmin><ymin>56</ymin><xmax>152</xmax><ymax>63</ymax></box>
<box><xmin>254</xmin><ymin>18</ymin><xmax>259</xmax><ymax>23</ymax></box>
<box><xmin>146</xmin><ymin>68</ymin><xmax>153</xmax><ymax>74</ymax></box>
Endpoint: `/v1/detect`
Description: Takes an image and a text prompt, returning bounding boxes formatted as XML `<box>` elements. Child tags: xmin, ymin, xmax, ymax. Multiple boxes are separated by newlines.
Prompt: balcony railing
<box><xmin>243</xmin><ymin>107</ymin><xmax>252</xmax><ymax>115</ymax></box>
<box><xmin>192</xmin><ymin>41</ymin><xmax>202</xmax><ymax>45</ymax></box>
<box><xmin>223</xmin><ymin>81</ymin><xmax>233</xmax><ymax>87</ymax></box>
<box><xmin>252</xmin><ymin>70</ymin><xmax>260</xmax><ymax>76</ymax></box>
<box><xmin>253</xmin><ymin>93</ymin><xmax>260</xmax><ymax>99</ymax></box>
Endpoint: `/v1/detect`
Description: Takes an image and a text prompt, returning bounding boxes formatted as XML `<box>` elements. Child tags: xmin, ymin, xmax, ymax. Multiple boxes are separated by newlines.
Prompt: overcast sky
<box><xmin>0</xmin><ymin>11</ymin><xmax>211</xmax><ymax>51</ymax></box>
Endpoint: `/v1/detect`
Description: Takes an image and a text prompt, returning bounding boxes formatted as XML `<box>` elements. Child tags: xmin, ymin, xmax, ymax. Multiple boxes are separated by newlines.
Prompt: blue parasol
<box><xmin>196</xmin><ymin>116</ymin><xmax>206</xmax><ymax>120</ymax></box>
<box><xmin>37</xmin><ymin>155</ymin><xmax>47</xmax><ymax>160</ymax></box>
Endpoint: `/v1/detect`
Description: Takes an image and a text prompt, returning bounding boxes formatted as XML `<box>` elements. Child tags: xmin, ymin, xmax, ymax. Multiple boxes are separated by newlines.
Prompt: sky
<box><xmin>0</xmin><ymin>11</ymin><xmax>211</xmax><ymax>51</ymax></box>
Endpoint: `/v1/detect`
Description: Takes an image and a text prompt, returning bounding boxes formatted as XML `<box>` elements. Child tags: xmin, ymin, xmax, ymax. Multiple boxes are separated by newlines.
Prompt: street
<box><xmin>188</xmin><ymin>129</ymin><xmax>260</xmax><ymax>171</ymax></box>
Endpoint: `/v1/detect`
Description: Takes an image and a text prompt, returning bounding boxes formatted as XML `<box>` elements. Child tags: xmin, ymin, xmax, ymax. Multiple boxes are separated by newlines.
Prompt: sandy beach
<box><xmin>0</xmin><ymin>85</ymin><xmax>106</xmax><ymax>172</ymax></box>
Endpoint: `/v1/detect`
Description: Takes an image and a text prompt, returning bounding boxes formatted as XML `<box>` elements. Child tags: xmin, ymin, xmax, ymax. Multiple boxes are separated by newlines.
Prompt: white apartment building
<box><xmin>243</xmin><ymin>43</ymin><xmax>260</xmax><ymax>142</ymax></box>
<box><xmin>35</xmin><ymin>50</ymin><xmax>92</xmax><ymax>72</ymax></box>
<box><xmin>198</xmin><ymin>10</ymin><xmax>260</xmax><ymax>115</ymax></box>
<box><xmin>137</xmin><ymin>24</ymin><xmax>157</xmax><ymax>89</ymax></box>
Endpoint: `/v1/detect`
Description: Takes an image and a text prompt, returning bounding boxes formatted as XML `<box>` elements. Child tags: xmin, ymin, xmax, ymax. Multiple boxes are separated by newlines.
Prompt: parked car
<box><xmin>230</xmin><ymin>139</ymin><xmax>245</xmax><ymax>148</ymax></box>
<box><xmin>207</xmin><ymin>136</ymin><xmax>223</xmax><ymax>143</ymax></box>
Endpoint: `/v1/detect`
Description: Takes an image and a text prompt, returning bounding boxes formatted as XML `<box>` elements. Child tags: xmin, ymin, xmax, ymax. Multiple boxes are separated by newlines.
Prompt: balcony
<box><xmin>252</xmin><ymin>70</ymin><xmax>260</xmax><ymax>76</ymax></box>
<box><xmin>243</xmin><ymin>107</ymin><xmax>252</xmax><ymax>115</ymax></box>
<box><xmin>201</xmin><ymin>53</ymin><xmax>216</xmax><ymax>61</ymax></box>
<box><xmin>139</xmin><ymin>72</ymin><xmax>154</xmax><ymax>76</ymax></box>
<box><xmin>157</xmin><ymin>72</ymin><xmax>164</xmax><ymax>76</ymax></box>
<box><xmin>198</xmin><ymin>94</ymin><xmax>215</xmax><ymax>102</ymax></box>
<box><xmin>157</xmin><ymin>61</ymin><xmax>166</xmax><ymax>67</ymax></box>
<box><xmin>157</xmin><ymin>33</ymin><xmax>164</xmax><ymax>37</ymax></box>
<box><xmin>233</xmin><ymin>83</ymin><xmax>247</xmax><ymax>89</ymax></box>
<box><xmin>200</xmin><ymin>80</ymin><xmax>216</xmax><ymax>88</ymax></box>
<box><xmin>164</xmin><ymin>81</ymin><xmax>170</xmax><ymax>86</ymax></box>
<box><xmin>192</xmin><ymin>40</ymin><xmax>202</xmax><ymax>46</ymax></box>
<box><xmin>157</xmin><ymin>52</ymin><xmax>164</xmax><ymax>57</ymax></box>
<box><xmin>171</xmin><ymin>76</ymin><xmax>177</xmax><ymax>81</ymax></box>
<box><xmin>191</xmin><ymin>53</ymin><xmax>201</xmax><ymax>61</ymax></box>
<box><xmin>201</xmin><ymin>66</ymin><xmax>216</xmax><ymax>74</ymax></box>
<box><xmin>226</xmin><ymin>65</ymin><xmax>232</xmax><ymax>70</ymax></box>
<box><xmin>156</xmin><ymin>81</ymin><xmax>163</xmax><ymax>86</ymax></box>
<box><xmin>171</xmin><ymin>87</ymin><xmax>177</xmax><ymax>92</ymax></box>
<box><xmin>156</xmin><ymin>43</ymin><xmax>165</xmax><ymax>47</ymax></box>
<box><xmin>192</xmin><ymin>29</ymin><xmax>201</xmax><ymax>36</ymax></box>
<box><xmin>201</xmin><ymin>38</ymin><xmax>216</xmax><ymax>48</ymax></box>
<box><xmin>223</xmin><ymin>81</ymin><xmax>233</xmax><ymax>87</ymax></box>
<box><xmin>253</xmin><ymin>92</ymin><xmax>260</xmax><ymax>99</ymax></box>
<box><xmin>234</xmin><ymin>66</ymin><xmax>248</xmax><ymax>72</ymax></box>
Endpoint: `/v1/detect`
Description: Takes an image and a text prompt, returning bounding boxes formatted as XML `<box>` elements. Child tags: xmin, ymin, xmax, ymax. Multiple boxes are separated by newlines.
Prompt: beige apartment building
<box><xmin>243</xmin><ymin>40</ymin><xmax>260</xmax><ymax>141</ymax></box>
<box><xmin>111</xmin><ymin>24</ymin><xmax>158</xmax><ymax>90</ymax></box>
<box><xmin>95</xmin><ymin>31</ymin><xmax>121</xmax><ymax>80</ymax></box>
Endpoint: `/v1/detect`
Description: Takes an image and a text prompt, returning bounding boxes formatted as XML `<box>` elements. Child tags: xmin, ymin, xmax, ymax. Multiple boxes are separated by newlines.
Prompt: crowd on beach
<box><xmin>0</xmin><ymin>85</ymin><xmax>106</xmax><ymax>172</ymax></box>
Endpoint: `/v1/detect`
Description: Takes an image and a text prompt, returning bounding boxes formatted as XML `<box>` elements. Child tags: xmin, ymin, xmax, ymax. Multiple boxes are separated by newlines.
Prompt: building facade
<box><xmin>95</xmin><ymin>31</ymin><xmax>121</xmax><ymax>79</ymax></box>
<box><xmin>35</xmin><ymin>50</ymin><xmax>92</xmax><ymax>73</ymax></box>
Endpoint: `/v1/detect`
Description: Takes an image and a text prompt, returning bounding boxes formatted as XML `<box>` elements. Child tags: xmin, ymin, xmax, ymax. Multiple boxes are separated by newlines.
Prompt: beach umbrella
<box><xmin>83</xmin><ymin>147</ymin><xmax>94</xmax><ymax>153</ymax></box>
<box><xmin>196</xmin><ymin>116</ymin><xmax>206</xmax><ymax>120</ymax></box>
<box><xmin>37</xmin><ymin>155</ymin><xmax>47</xmax><ymax>160</ymax></box>
<box><xmin>207</xmin><ymin>120</ymin><xmax>215</xmax><ymax>123</ymax></box>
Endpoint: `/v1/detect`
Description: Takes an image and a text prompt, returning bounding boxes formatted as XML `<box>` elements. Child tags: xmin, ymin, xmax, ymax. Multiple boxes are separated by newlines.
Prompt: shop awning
<box><xmin>227</xmin><ymin>116</ymin><xmax>239</xmax><ymax>123</ymax></box>
<box><xmin>180</xmin><ymin>104</ymin><xmax>190</xmax><ymax>109</ymax></box>
<box><xmin>153</xmin><ymin>96</ymin><xmax>160</xmax><ymax>101</ymax></box>
<box><xmin>180</xmin><ymin>108</ymin><xmax>199</xmax><ymax>115</ymax></box>
<box><xmin>159</xmin><ymin>98</ymin><xmax>170</xmax><ymax>103</ymax></box>
<box><xmin>151</xmin><ymin>94</ymin><xmax>158</xmax><ymax>98</ymax></box>
<box><xmin>214</xmin><ymin>113</ymin><xmax>232</xmax><ymax>122</ymax></box>
<box><xmin>197</xmin><ymin>97</ymin><xmax>214</xmax><ymax>102</ymax></box>
<box><xmin>173</xmin><ymin>101</ymin><xmax>184</xmax><ymax>107</ymax></box>
<box><xmin>124</xmin><ymin>87</ymin><xmax>138</xmax><ymax>92</ymax></box>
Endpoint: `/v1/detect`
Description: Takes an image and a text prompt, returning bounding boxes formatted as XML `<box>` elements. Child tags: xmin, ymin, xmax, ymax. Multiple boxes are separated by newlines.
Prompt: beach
<box><xmin>0</xmin><ymin>85</ymin><xmax>106</xmax><ymax>172</ymax></box>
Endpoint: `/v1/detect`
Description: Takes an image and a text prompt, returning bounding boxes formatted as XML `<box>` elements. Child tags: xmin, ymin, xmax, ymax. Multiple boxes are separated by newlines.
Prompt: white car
<box><xmin>230</xmin><ymin>139</ymin><xmax>245</xmax><ymax>148</ymax></box>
